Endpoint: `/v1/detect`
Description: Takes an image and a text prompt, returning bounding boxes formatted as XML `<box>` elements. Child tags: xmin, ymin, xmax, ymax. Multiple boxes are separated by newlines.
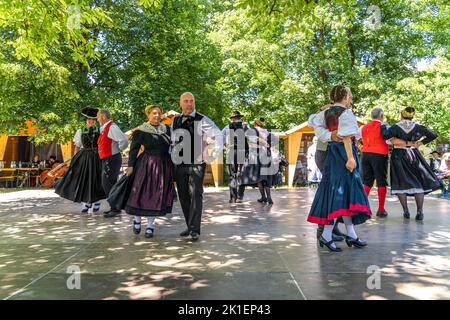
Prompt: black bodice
<box><xmin>81</xmin><ymin>128</ymin><xmax>100</xmax><ymax>149</ymax></box>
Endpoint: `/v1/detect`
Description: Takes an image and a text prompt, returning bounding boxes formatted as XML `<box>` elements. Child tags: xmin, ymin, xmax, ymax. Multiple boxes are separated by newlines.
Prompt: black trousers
<box><xmin>228</xmin><ymin>164</ymin><xmax>245</xmax><ymax>200</ymax></box>
<box><xmin>101</xmin><ymin>153</ymin><xmax>122</xmax><ymax>208</ymax></box>
<box><xmin>315</xmin><ymin>149</ymin><xmax>328</xmax><ymax>172</ymax></box>
<box><xmin>361</xmin><ymin>152</ymin><xmax>388</xmax><ymax>187</ymax></box>
<box><xmin>175</xmin><ymin>163</ymin><xmax>206</xmax><ymax>234</ymax></box>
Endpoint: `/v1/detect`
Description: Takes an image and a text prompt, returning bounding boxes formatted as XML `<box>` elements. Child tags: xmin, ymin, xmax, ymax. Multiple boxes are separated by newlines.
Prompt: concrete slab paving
<box><xmin>0</xmin><ymin>188</ymin><xmax>449</xmax><ymax>300</ymax></box>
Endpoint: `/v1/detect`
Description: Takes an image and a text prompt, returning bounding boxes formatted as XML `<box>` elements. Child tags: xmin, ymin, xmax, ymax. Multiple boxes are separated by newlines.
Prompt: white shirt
<box><xmin>308</xmin><ymin>104</ymin><xmax>360</xmax><ymax>141</ymax></box>
<box><xmin>100</xmin><ymin>120</ymin><xmax>129</xmax><ymax>151</ymax></box>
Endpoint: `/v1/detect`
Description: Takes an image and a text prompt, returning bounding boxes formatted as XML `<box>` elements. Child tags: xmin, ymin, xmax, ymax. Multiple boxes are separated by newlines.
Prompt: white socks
<box><xmin>147</xmin><ymin>217</ymin><xmax>155</xmax><ymax>229</ymax></box>
<box><xmin>322</xmin><ymin>220</ymin><xmax>337</xmax><ymax>249</ymax></box>
<box><xmin>133</xmin><ymin>216</ymin><xmax>155</xmax><ymax>228</ymax></box>
<box><xmin>342</xmin><ymin>216</ymin><xmax>358</xmax><ymax>239</ymax></box>
<box><xmin>82</xmin><ymin>202</ymin><xmax>100</xmax><ymax>213</ymax></box>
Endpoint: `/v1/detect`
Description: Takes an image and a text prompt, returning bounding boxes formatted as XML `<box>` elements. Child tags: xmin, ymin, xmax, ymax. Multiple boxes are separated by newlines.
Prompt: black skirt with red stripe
<box><xmin>307</xmin><ymin>142</ymin><xmax>371</xmax><ymax>225</ymax></box>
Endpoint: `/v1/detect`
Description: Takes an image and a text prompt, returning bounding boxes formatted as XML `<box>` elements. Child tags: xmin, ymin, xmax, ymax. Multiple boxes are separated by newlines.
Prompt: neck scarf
<box><xmin>137</xmin><ymin>122</ymin><xmax>167</xmax><ymax>135</ymax></box>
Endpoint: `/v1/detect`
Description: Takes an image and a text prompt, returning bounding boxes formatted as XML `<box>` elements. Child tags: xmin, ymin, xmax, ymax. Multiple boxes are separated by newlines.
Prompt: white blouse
<box><xmin>337</xmin><ymin>109</ymin><xmax>360</xmax><ymax>138</ymax></box>
<box><xmin>309</xmin><ymin>106</ymin><xmax>360</xmax><ymax>140</ymax></box>
<box><xmin>73</xmin><ymin>129</ymin><xmax>83</xmax><ymax>148</ymax></box>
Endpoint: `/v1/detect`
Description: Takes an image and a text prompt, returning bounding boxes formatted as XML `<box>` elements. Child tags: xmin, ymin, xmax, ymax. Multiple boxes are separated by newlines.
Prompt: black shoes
<box><xmin>257</xmin><ymin>197</ymin><xmax>273</xmax><ymax>204</ymax></box>
<box><xmin>180</xmin><ymin>229</ymin><xmax>190</xmax><ymax>237</ymax></box>
<box><xmin>179</xmin><ymin>229</ymin><xmax>199</xmax><ymax>240</ymax></box>
<box><xmin>403</xmin><ymin>211</ymin><xmax>410</xmax><ymax>219</ymax></box>
<box><xmin>81</xmin><ymin>203</ymin><xmax>91</xmax><ymax>213</ymax></box>
<box><xmin>145</xmin><ymin>227</ymin><xmax>154</xmax><ymax>238</ymax></box>
<box><xmin>332</xmin><ymin>234</ymin><xmax>345</xmax><ymax>242</ymax></box>
<box><xmin>345</xmin><ymin>236</ymin><xmax>367</xmax><ymax>248</ymax></box>
<box><xmin>190</xmin><ymin>231</ymin><xmax>199</xmax><ymax>241</ymax></box>
<box><xmin>332</xmin><ymin>226</ymin><xmax>346</xmax><ymax>237</ymax></box>
<box><xmin>376</xmin><ymin>210</ymin><xmax>388</xmax><ymax>218</ymax></box>
<box><xmin>318</xmin><ymin>236</ymin><xmax>342</xmax><ymax>252</ymax></box>
<box><xmin>257</xmin><ymin>197</ymin><xmax>267</xmax><ymax>203</ymax></box>
<box><xmin>103</xmin><ymin>209</ymin><xmax>121</xmax><ymax>218</ymax></box>
<box><xmin>415</xmin><ymin>210</ymin><xmax>424</xmax><ymax>221</ymax></box>
<box><xmin>133</xmin><ymin>220</ymin><xmax>141</xmax><ymax>235</ymax></box>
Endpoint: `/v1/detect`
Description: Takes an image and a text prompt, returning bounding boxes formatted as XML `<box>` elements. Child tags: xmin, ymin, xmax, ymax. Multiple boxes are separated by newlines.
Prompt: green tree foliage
<box><xmin>0</xmin><ymin>0</ymin><xmax>448</xmax><ymax>144</ymax></box>
<box><xmin>0</xmin><ymin>0</ymin><xmax>225</xmax><ymax>143</ymax></box>
<box><xmin>210</xmin><ymin>0</ymin><xmax>449</xmax><ymax>141</ymax></box>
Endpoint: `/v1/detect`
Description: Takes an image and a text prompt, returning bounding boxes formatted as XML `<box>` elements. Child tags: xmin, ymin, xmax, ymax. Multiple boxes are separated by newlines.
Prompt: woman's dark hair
<box><xmin>330</xmin><ymin>85</ymin><xmax>351</xmax><ymax>103</ymax></box>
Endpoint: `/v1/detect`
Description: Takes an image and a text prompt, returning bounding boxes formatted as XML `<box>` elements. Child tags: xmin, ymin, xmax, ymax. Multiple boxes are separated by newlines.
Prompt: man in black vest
<box><xmin>172</xmin><ymin>92</ymin><xmax>223</xmax><ymax>241</ymax></box>
<box><xmin>222</xmin><ymin>111</ymin><xmax>249</xmax><ymax>203</ymax></box>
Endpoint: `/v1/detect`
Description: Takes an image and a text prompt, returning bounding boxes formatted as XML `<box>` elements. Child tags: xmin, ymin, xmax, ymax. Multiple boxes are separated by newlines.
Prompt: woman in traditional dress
<box><xmin>307</xmin><ymin>85</ymin><xmax>371</xmax><ymax>252</ymax></box>
<box><xmin>124</xmin><ymin>105</ymin><xmax>174</xmax><ymax>238</ymax></box>
<box><xmin>240</xmin><ymin>118</ymin><xmax>278</xmax><ymax>205</ymax></box>
<box><xmin>381</xmin><ymin>107</ymin><xmax>440</xmax><ymax>221</ymax></box>
<box><xmin>55</xmin><ymin>107</ymin><xmax>106</xmax><ymax>213</ymax></box>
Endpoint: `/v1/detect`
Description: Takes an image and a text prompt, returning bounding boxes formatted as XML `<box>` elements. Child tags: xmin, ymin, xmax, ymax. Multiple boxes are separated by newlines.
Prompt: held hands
<box><xmin>331</xmin><ymin>130</ymin><xmax>343</xmax><ymax>142</ymax></box>
<box><xmin>346</xmin><ymin>157</ymin><xmax>356</xmax><ymax>172</ymax></box>
<box><xmin>126</xmin><ymin>167</ymin><xmax>134</xmax><ymax>176</ymax></box>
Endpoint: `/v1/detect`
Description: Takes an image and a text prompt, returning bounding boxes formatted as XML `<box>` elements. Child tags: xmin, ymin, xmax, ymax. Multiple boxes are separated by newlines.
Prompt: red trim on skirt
<box><xmin>307</xmin><ymin>204</ymin><xmax>371</xmax><ymax>225</ymax></box>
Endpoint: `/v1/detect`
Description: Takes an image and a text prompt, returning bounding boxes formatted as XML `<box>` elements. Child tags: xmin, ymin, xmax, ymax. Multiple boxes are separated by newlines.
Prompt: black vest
<box><xmin>172</xmin><ymin>112</ymin><xmax>205</xmax><ymax>164</ymax></box>
<box><xmin>227</xmin><ymin>122</ymin><xmax>249</xmax><ymax>160</ymax></box>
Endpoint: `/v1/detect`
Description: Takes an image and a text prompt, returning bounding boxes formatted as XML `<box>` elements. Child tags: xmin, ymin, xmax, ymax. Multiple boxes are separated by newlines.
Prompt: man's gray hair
<box><xmin>99</xmin><ymin>109</ymin><xmax>111</xmax><ymax>119</ymax></box>
<box><xmin>371</xmin><ymin>107</ymin><xmax>384</xmax><ymax>120</ymax></box>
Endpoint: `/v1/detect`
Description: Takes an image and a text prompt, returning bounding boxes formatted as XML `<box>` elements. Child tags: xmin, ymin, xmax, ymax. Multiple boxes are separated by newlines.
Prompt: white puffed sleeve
<box><xmin>73</xmin><ymin>129</ymin><xmax>82</xmax><ymax>148</ymax></box>
<box><xmin>338</xmin><ymin>109</ymin><xmax>359</xmax><ymax>137</ymax></box>
<box><xmin>308</xmin><ymin>110</ymin><xmax>331</xmax><ymax>142</ymax></box>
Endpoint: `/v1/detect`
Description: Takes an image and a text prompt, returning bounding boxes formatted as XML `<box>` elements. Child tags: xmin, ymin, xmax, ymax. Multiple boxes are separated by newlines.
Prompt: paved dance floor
<box><xmin>0</xmin><ymin>188</ymin><xmax>449</xmax><ymax>300</ymax></box>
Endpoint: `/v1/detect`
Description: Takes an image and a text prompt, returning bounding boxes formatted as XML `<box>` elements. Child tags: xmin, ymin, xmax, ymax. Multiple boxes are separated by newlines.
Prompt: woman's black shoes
<box><xmin>133</xmin><ymin>220</ymin><xmax>141</xmax><ymax>235</ymax></box>
<box><xmin>145</xmin><ymin>227</ymin><xmax>154</xmax><ymax>238</ymax></box>
<box><xmin>376</xmin><ymin>210</ymin><xmax>388</xmax><ymax>218</ymax></box>
<box><xmin>345</xmin><ymin>236</ymin><xmax>367</xmax><ymax>248</ymax></box>
<box><xmin>81</xmin><ymin>204</ymin><xmax>91</xmax><ymax>213</ymax></box>
<box><xmin>257</xmin><ymin>197</ymin><xmax>267</xmax><ymax>203</ymax></box>
<box><xmin>403</xmin><ymin>211</ymin><xmax>410</xmax><ymax>219</ymax></box>
<box><xmin>318</xmin><ymin>236</ymin><xmax>342</xmax><ymax>252</ymax></box>
<box><xmin>332</xmin><ymin>234</ymin><xmax>345</xmax><ymax>242</ymax></box>
<box><xmin>415</xmin><ymin>210</ymin><xmax>424</xmax><ymax>221</ymax></box>
<box><xmin>267</xmin><ymin>198</ymin><xmax>274</xmax><ymax>205</ymax></box>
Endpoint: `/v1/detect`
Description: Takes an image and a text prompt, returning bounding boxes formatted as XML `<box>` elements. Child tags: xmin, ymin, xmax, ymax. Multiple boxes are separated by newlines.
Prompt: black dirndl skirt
<box><xmin>307</xmin><ymin>142</ymin><xmax>371</xmax><ymax>226</ymax></box>
<box><xmin>390</xmin><ymin>148</ymin><xmax>441</xmax><ymax>196</ymax></box>
<box><xmin>240</xmin><ymin>151</ymin><xmax>275</xmax><ymax>187</ymax></box>
<box><xmin>55</xmin><ymin>148</ymin><xmax>106</xmax><ymax>203</ymax></box>
<box><xmin>125</xmin><ymin>153</ymin><xmax>174</xmax><ymax>217</ymax></box>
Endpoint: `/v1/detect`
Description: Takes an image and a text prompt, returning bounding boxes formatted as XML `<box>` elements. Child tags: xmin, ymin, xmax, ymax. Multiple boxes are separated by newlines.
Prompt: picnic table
<box><xmin>0</xmin><ymin>167</ymin><xmax>52</xmax><ymax>187</ymax></box>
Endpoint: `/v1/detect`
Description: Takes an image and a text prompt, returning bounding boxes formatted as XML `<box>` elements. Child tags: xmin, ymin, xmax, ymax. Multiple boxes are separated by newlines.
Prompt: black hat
<box><xmin>81</xmin><ymin>107</ymin><xmax>99</xmax><ymax>119</ymax></box>
<box><xmin>230</xmin><ymin>111</ymin><xmax>243</xmax><ymax>119</ymax></box>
